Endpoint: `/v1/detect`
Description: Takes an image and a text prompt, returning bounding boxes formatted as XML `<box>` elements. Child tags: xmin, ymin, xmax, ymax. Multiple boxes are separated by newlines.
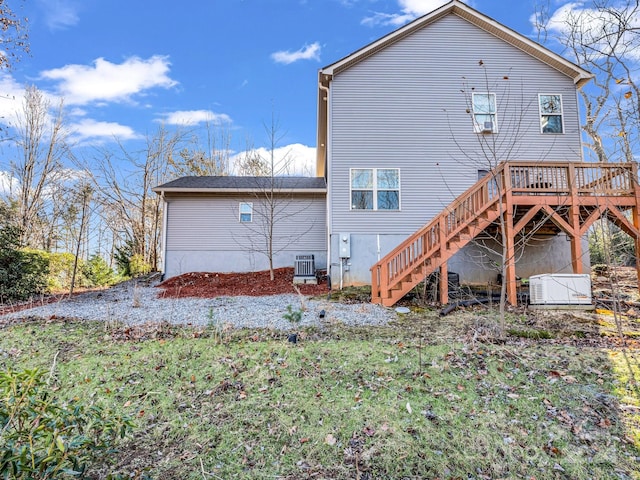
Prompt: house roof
<box><xmin>153</xmin><ymin>175</ymin><xmax>327</xmax><ymax>194</ymax></box>
<box><xmin>315</xmin><ymin>0</ymin><xmax>594</xmax><ymax>177</ymax></box>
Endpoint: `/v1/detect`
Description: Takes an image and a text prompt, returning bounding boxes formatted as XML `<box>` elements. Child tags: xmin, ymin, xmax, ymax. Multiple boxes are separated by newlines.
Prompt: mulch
<box><xmin>157</xmin><ymin>267</ymin><xmax>329</xmax><ymax>298</ymax></box>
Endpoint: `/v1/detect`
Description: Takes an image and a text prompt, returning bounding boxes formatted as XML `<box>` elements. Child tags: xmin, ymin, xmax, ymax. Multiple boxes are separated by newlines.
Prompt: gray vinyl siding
<box><xmin>163</xmin><ymin>193</ymin><xmax>326</xmax><ymax>276</ymax></box>
<box><xmin>328</xmin><ymin>13</ymin><xmax>583</xmax><ymax>236</ymax></box>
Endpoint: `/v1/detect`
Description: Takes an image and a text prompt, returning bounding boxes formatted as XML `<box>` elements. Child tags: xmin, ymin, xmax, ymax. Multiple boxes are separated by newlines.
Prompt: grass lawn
<box><xmin>0</xmin><ymin>307</ymin><xmax>639</xmax><ymax>479</ymax></box>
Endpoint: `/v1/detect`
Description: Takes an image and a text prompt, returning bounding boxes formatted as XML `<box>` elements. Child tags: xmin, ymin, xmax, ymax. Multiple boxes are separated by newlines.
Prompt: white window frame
<box><xmin>538</xmin><ymin>94</ymin><xmax>564</xmax><ymax>134</ymax></box>
<box><xmin>239</xmin><ymin>202</ymin><xmax>253</xmax><ymax>223</ymax></box>
<box><xmin>350</xmin><ymin>168</ymin><xmax>400</xmax><ymax>211</ymax></box>
<box><xmin>472</xmin><ymin>92</ymin><xmax>498</xmax><ymax>133</ymax></box>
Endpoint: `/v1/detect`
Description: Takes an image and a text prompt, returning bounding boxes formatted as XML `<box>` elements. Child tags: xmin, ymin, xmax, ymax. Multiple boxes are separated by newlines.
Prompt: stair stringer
<box><xmin>379</xmin><ymin>206</ymin><xmax>502</xmax><ymax>306</ymax></box>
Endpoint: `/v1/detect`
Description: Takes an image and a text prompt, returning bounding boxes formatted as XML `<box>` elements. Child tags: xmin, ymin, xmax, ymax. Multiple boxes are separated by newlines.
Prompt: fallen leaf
<box><xmin>325</xmin><ymin>434</ymin><xmax>337</xmax><ymax>446</ymax></box>
<box><xmin>363</xmin><ymin>426</ymin><xmax>376</xmax><ymax>437</ymax></box>
<box><xmin>598</xmin><ymin>417</ymin><xmax>612</xmax><ymax>428</ymax></box>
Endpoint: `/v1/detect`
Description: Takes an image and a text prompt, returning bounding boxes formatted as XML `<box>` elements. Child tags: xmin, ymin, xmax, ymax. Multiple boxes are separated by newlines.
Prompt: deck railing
<box><xmin>371</xmin><ymin>161</ymin><xmax>638</xmax><ymax>305</ymax></box>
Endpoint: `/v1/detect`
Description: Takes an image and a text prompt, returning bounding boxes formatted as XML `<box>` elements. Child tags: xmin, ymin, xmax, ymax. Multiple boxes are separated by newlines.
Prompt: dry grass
<box><xmin>0</xmin><ymin>305</ymin><xmax>638</xmax><ymax>479</ymax></box>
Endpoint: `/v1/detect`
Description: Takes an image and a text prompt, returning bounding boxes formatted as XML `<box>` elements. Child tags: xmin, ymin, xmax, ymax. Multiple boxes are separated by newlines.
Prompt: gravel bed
<box><xmin>0</xmin><ymin>281</ymin><xmax>397</xmax><ymax>330</ymax></box>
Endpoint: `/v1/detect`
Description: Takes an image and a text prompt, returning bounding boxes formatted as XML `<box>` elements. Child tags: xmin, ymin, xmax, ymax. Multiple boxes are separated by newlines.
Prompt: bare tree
<box><xmin>168</xmin><ymin>120</ymin><xmax>232</xmax><ymax>176</ymax></box>
<box><xmin>69</xmin><ymin>183</ymin><xmax>92</xmax><ymax>294</ymax></box>
<box><xmin>9</xmin><ymin>86</ymin><xmax>69</xmax><ymax>247</ymax></box>
<box><xmin>444</xmin><ymin>63</ymin><xmax>566</xmax><ymax>330</ymax></box>
<box><xmin>0</xmin><ymin>0</ymin><xmax>29</xmax><ymax>71</ymax></box>
<box><xmin>535</xmin><ymin>0</ymin><xmax>640</xmax><ymax>162</ymax></box>
<box><xmin>87</xmin><ymin>125</ymin><xmax>186</xmax><ymax>273</ymax></box>
<box><xmin>237</xmin><ymin>115</ymin><xmax>316</xmax><ymax>280</ymax></box>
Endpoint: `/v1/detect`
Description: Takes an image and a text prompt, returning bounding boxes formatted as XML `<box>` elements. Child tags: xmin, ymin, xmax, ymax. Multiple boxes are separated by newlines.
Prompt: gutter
<box><xmin>152</xmin><ymin>187</ymin><xmax>327</xmax><ymax>194</ymax></box>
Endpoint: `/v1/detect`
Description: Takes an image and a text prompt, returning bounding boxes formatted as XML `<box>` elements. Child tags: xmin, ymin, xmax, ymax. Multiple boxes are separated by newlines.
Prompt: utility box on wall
<box><xmin>339</xmin><ymin>233</ymin><xmax>351</xmax><ymax>258</ymax></box>
<box><xmin>529</xmin><ymin>274</ymin><xmax>592</xmax><ymax>306</ymax></box>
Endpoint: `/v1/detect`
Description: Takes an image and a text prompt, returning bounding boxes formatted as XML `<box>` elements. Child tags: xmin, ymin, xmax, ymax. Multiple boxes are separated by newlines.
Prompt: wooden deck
<box><xmin>370</xmin><ymin>162</ymin><xmax>640</xmax><ymax>307</ymax></box>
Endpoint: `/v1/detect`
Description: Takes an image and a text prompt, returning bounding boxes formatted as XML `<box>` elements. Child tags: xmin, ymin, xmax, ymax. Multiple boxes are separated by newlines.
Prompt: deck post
<box><xmin>439</xmin><ymin>262</ymin><xmax>448</xmax><ymax>304</ymax></box>
<box><xmin>503</xmin><ymin>165</ymin><xmax>517</xmax><ymax>306</ymax></box>
<box><xmin>631</xmin><ymin>163</ymin><xmax>640</xmax><ymax>292</ymax></box>
<box><xmin>438</xmin><ymin>215</ymin><xmax>449</xmax><ymax>304</ymax></box>
<box><xmin>568</xmin><ymin>163</ymin><xmax>583</xmax><ymax>274</ymax></box>
<box><xmin>371</xmin><ymin>265</ymin><xmax>380</xmax><ymax>304</ymax></box>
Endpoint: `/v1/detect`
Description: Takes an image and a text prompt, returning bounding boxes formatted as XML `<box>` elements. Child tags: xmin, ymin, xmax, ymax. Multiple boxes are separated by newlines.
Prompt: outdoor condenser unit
<box><xmin>529</xmin><ymin>274</ymin><xmax>592</xmax><ymax>306</ymax></box>
<box><xmin>293</xmin><ymin>254</ymin><xmax>317</xmax><ymax>284</ymax></box>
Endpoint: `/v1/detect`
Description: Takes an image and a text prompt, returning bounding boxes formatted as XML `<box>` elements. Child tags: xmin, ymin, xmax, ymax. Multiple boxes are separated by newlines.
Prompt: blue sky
<box><xmin>0</xmin><ymin>0</ymin><xmax>579</xmax><ymax>175</ymax></box>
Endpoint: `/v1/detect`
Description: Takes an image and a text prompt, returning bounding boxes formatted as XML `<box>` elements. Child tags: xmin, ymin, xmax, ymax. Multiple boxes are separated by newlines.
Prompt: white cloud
<box><xmin>362</xmin><ymin>0</ymin><xmax>466</xmax><ymax>27</ymax></box>
<box><xmin>40</xmin><ymin>55</ymin><xmax>178</xmax><ymax>105</ymax></box>
<box><xmin>69</xmin><ymin>118</ymin><xmax>140</xmax><ymax>143</ymax></box>
<box><xmin>230</xmin><ymin>143</ymin><xmax>316</xmax><ymax>176</ymax></box>
<box><xmin>159</xmin><ymin>110</ymin><xmax>232</xmax><ymax>126</ymax></box>
<box><xmin>37</xmin><ymin>0</ymin><xmax>81</xmax><ymax>30</ymax></box>
<box><xmin>271</xmin><ymin>42</ymin><xmax>321</xmax><ymax>65</ymax></box>
<box><xmin>0</xmin><ymin>74</ymin><xmax>26</xmax><ymax>126</ymax></box>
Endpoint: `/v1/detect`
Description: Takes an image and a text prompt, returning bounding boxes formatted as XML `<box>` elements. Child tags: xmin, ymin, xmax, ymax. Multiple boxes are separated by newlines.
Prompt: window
<box><xmin>539</xmin><ymin>94</ymin><xmax>563</xmax><ymax>133</ymax></box>
<box><xmin>350</xmin><ymin>168</ymin><xmax>400</xmax><ymax>210</ymax></box>
<box><xmin>239</xmin><ymin>202</ymin><xmax>253</xmax><ymax>222</ymax></box>
<box><xmin>472</xmin><ymin>93</ymin><xmax>497</xmax><ymax>133</ymax></box>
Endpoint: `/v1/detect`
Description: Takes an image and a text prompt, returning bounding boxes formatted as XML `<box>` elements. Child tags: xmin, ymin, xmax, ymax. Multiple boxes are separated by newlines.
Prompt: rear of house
<box><xmin>316</xmin><ymin>0</ymin><xmax>593</xmax><ymax>288</ymax></box>
<box><xmin>153</xmin><ymin>176</ymin><xmax>327</xmax><ymax>279</ymax></box>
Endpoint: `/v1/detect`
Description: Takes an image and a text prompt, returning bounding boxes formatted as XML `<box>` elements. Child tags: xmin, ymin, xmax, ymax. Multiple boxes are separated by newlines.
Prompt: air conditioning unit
<box><xmin>529</xmin><ymin>274</ymin><xmax>592</xmax><ymax>306</ymax></box>
<box><xmin>481</xmin><ymin>121</ymin><xmax>494</xmax><ymax>133</ymax></box>
<box><xmin>293</xmin><ymin>254</ymin><xmax>317</xmax><ymax>284</ymax></box>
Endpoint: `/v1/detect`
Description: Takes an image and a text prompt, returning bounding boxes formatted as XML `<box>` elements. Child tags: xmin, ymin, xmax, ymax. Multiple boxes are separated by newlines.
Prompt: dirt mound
<box><xmin>157</xmin><ymin>267</ymin><xmax>329</xmax><ymax>298</ymax></box>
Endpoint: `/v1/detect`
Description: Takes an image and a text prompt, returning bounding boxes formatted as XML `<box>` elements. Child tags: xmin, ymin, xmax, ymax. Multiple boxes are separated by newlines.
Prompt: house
<box><xmin>155</xmin><ymin>0</ymin><xmax>640</xmax><ymax>306</ymax></box>
<box><xmin>152</xmin><ymin>176</ymin><xmax>326</xmax><ymax>279</ymax></box>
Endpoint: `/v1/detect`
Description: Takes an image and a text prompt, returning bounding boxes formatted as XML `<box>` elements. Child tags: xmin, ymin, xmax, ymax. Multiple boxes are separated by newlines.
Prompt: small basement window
<box><xmin>239</xmin><ymin>202</ymin><xmax>253</xmax><ymax>222</ymax></box>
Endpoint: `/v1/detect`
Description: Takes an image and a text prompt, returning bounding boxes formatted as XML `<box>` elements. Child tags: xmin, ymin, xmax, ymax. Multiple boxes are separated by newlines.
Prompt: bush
<box><xmin>0</xmin><ymin>368</ymin><xmax>134</xmax><ymax>479</ymax></box>
<box><xmin>44</xmin><ymin>251</ymin><xmax>78</xmax><ymax>291</ymax></box>
<box><xmin>589</xmin><ymin>220</ymin><xmax>635</xmax><ymax>266</ymax></box>
<box><xmin>129</xmin><ymin>254</ymin><xmax>151</xmax><ymax>277</ymax></box>
<box><xmin>0</xmin><ymin>228</ymin><xmax>49</xmax><ymax>302</ymax></box>
<box><xmin>83</xmin><ymin>254</ymin><xmax>116</xmax><ymax>287</ymax></box>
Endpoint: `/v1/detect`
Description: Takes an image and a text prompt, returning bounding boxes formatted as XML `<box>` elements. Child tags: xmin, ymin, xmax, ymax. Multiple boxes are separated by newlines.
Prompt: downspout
<box><xmin>319</xmin><ymin>80</ymin><xmax>333</xmax><ymax>287</ymax></box>
<box><xmin>160</xmin><ymin>191</ymin><xmax>168</xmax><ymax>278</ymax></box>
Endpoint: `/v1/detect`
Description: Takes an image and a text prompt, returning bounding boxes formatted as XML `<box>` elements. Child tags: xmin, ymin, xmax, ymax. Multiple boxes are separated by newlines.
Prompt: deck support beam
<box><xmin>569</xmin><ymin>165</ymin><xmax>583</xmax><ymax>274</ymax></box>
<box><xmin>632</xmin><ymin>163</ymin><xmax>640</xmax><ymax>293</ymax></box>
<box><xmin>503</xmin><ymin>173</ymin><xmax>517</xmax><ymax>306</ymax></box>
<box><xmin>439</xmin><ymin>262</ymin><xmax>448</xmax><ymax>305</ymax></box>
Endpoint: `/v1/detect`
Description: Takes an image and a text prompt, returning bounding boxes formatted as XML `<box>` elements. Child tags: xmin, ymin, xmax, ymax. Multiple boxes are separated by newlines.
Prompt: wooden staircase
<box><xmin>370</xmin><ymin>161</ymin><xmax>640</xmax><ymax>307</ymax></box>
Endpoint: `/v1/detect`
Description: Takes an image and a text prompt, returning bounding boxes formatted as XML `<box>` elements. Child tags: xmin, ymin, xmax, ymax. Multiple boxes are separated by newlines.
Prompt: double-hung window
<box><xmin>472</xmin><ymin>93</ymin><xmax>497</xmax><ymax>133</ymax></box>
<box><xmin>350</xmin><ymin>168</ymin><xmax>400</xmax><ymax>210</ymax></box>
<box><xmin>239</xmin><ymin>202</ymin><xmax>253</xmax><ymax>222</ymax></box>
<box><xmin>539</xmin><ymin>94</ymin><xmax>563</xmax><ymax>133</ymax></box>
